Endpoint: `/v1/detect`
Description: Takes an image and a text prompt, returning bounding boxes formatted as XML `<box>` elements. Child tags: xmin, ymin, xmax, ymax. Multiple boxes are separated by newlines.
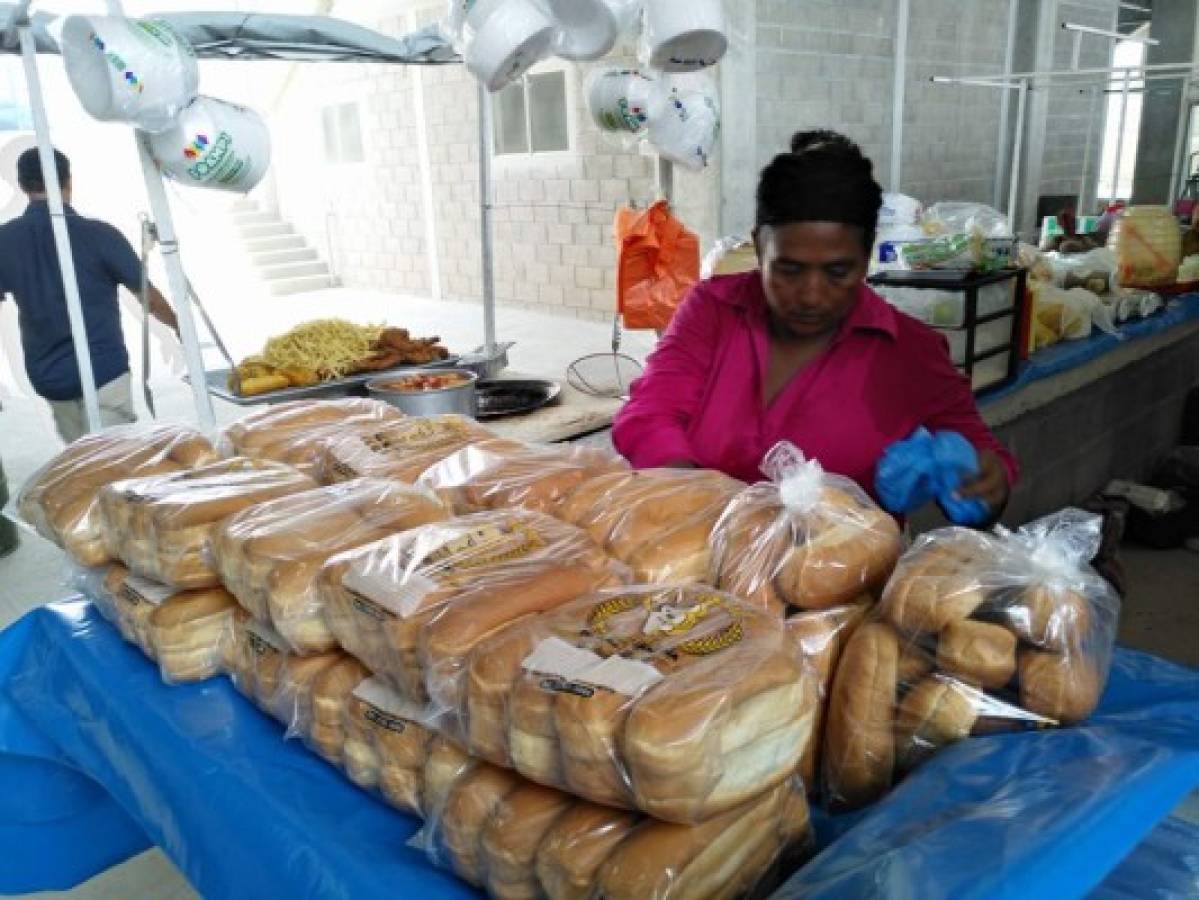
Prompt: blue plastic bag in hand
<box><xmin>875</xmin><ymin>428</ymin><xmax>990</xmax><ymax>525</ymax></box>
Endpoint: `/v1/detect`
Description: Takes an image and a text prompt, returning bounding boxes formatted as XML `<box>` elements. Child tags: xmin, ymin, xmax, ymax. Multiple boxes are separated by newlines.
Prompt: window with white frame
<box><xmin>1096</xmin><ymin>31</ymin><xmax>1147</xmax><ymax>201</ymax></box>
<box><xmin>493</xmin><ymin>70</ymin><xmax>570</xmax><ymax>156</ymax></box>
<box><xmin>321</xmin><ymin>101</ymin><xmax>365</xmax><ymax>164</ymax></box>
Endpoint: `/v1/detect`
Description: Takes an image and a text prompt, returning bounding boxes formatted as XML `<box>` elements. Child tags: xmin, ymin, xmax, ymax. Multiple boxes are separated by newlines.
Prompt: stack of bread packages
<box><xmin>317</xmin><ymin>414</ymin><xmax>497</xmax><ymax>484</ymax></box>
<box><xmin>18</xmin><ymin>423</ymin><xmax>218</xmax><ymax>567</ymax></box>
<box><xmin>218</xmin><ymin>398</ymin><xmax>404</xmax><ymax>479</ymax></box>
<box><xmin>555</xmin><ymin>468</ymin><xmax>746</xmax><ymax>583</ymax></box>
<box><xmin>415</xmin><ymin>438</ymin><xmax>631</xmax><ymax>516</ymax></box>
<box><xmin>88</xmin><ymin>563</ymin><xmax>241</xmax><ymax>684</ymax></box>
<box><xmin>88</xmin><ymin>456</ymin><xmax>316</xmax><ymax>683</ymax></box>
<box><xmin>709</xmin><ymin>442</ymin><xmax>903</xmax><ymax>791</ymax></box>
<box><xmin>210</xmin><ymin>478</ymin><xmax>449</xmax><ymax>745</ymax></box>
<box><xmin>408</xmin><ymin>583</ymin><xmax>818</xmax><ymax>900</ymax></box>
<box><xmin>823</xmin><ymin>508</ymin><xmax>1121</xmax><ymax>809</ymax></box>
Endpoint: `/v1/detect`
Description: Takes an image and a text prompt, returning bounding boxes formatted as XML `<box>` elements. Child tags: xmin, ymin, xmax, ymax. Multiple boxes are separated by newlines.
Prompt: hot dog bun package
<box><xmin>319</xmin><ymin>509</ymin><xmax>628</xmax><ymax>706</ymax></box>
<box><xmin>88</xmin><ymin>563</ymin><xmax>240</xmax><ymax>684</ymax></box>
<box><xmin>415</xmin><ymin>438</ymin><xmax>629</xmax><ymax>515</ymax></box>
<box><xmin>457</xmin><ymin>584</ymin><xmax>818</xmax><ymax>824</ymax></box>
<box><xmin>219</xmin><ymin>398</ymin><xmax>404</xmax><ymax>479</ymax></box>
<box><xmin>415</xmin><ymin>750</ymin><xmax>813</xmax><ymax>900</ymax></box>
<box><xmin>558</xmin><ymin>468</ymin><xmax>745</xmax><ymax>584</ymax></box>
<box><xmin>227</xmin><ymin>612</ymin><xmax>346</xmax><ymax>728</ymax></box>
<box><xmin>318</xmin><ymin>414</ymin><xmax>496</xmax><ymax>484</ymax></box>
<box><xmin>211</xmin><ymin>478</ymin><xmax>448</xmax><ymax>654</ymax></box>
<box><xmin>823</xmin><ymin>508</ymin><xmax>1120</xmax><ymax>809</ymax></box>
<box><xmin>712</xmin><ymin>442</ymin><xmax>902</xmax><ymax>616</ymax></box>
<box><xmin>96</xmin><ymin>457</ymin><xmax>316</xmax><ymax>590</ymax></box>
<box><xmin>18</xmin><ymin>423</ymin><xmax>218</xmax><ymax>567</ymax></box>
<box><xmin>338</xmin><ymin>674</ymin><xmax>438</xmax><ymax>815</ymax></box>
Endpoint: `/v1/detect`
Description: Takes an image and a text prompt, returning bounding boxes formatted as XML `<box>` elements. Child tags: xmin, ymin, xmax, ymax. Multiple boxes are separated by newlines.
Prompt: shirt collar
<box><xmin>723</xmin><ymin>272</ymin><xmax>899</xmax><ymax>342</ymax></box>
<box><xmin>23</xmin><ymin>199</ymin><xmax>75</xmax><ymax>216</ymax></box>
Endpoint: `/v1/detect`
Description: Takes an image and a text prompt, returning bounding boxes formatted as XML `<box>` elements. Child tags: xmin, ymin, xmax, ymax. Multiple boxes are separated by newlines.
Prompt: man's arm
<box><xmin>146</xmin><ymin>283</ymin><xmax>180</xmax><ymax>336</ymax></box>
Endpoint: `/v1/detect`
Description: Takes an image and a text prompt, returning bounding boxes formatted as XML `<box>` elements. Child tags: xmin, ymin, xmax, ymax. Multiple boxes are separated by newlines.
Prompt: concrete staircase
<box><xmin>229</xmin><ymin>199</ymin><xmax>337</xmax><ymax>296</ymax></box>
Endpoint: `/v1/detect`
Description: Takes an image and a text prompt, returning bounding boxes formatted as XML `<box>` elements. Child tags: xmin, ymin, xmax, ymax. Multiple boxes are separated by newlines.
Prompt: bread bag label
<box><xmin>343</xmin><ymin>522</ymin><xmax>546</xmax><ymax>617</ymax></box>
<box><xmin>352</xmin><ymin>676</ymin><xmax>424</xmax><ymax>733</ymax></box>
<box><xmin>370</xmin><ymin>418</ymin><xmax>470</xmax><ymax>452</ymax></box>
<box><xmin>522</xmin><ymin>636</ymin><xmax>664</xmax><ymax>697</ymax></box>
<box><xmin>588</xmin><ymin>592</ymin><xmax>746</xmax><ymax>659</ymax></box>
<box><xmin>118</xmin><ymin>574</ymin><xmax>176</xmax><ymax>607</ymax></box>
<box><xmin>245</xmin><ymin>619</ymin><xmax>287</xmax><ymax>657</ymax></box>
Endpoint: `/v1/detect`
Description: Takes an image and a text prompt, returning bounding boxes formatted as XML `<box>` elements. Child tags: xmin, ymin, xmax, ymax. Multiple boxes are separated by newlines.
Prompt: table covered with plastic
<box><xmin>2</xmin><ymin>598</ymin><xmax>1198</xmax><ymax>899</ymax></box>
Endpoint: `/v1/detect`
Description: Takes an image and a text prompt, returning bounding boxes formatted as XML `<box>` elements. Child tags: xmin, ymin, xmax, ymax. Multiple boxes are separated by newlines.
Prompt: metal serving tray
<box><xmin>202</xmin><ymin>356</ymin><xmax>460</xmax><ymax>406</ymax></box>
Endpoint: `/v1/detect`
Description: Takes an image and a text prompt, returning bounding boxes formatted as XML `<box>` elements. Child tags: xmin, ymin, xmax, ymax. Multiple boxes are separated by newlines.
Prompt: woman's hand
<box><xmin>958</xmin><ymin>449</ymin><xmax>1010</xmax><ymax>512</ymax></box>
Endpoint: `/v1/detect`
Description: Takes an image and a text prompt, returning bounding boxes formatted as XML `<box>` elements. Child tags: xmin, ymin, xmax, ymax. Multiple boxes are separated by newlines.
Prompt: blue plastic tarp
<box><xmin>1092</xmin><ymin>813</ymin><xmax>1199</xmax><ymax>898</ymax></box>
<box><xmin>980</xmin><ymin>293</ymin><xmax>1199</xmax><ymax>406</ymax></box>
<box><xmin>2</xmin><ymin>598</ymin><xmax>1199</xmax><ymax>899</ymax></box>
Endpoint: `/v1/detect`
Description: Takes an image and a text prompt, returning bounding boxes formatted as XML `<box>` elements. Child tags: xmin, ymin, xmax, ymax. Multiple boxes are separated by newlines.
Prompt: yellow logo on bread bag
<box><xmin>587</xmin><ymin>592</ymin><xmax>744</xmax><ymax>658</ymax></box>
<box><xmin>371</xmin><ymin>418</ymin><xmax>470</xmax><ymax>453</ymax></box>
<box><xmin>417</xmin><ymin>523</ymin><xmax>546</xmax><ymax>582</ymax></box>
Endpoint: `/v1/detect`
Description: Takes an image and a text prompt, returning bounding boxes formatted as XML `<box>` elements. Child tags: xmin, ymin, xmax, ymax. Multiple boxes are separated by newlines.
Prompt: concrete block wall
<box><xmin>901</xmin><ymin>0</ymin><xmax>1009</xmax><ymax>203</ymax></box>
<box><xmin>1039</xmin><ymin>0</ymin><xmax>1117</xmax><ymax>203</ymax></box>
<box><xmin>754</xmin><ymin>0</ymin><xmax>896</xmax><ymax>184</ymax></box>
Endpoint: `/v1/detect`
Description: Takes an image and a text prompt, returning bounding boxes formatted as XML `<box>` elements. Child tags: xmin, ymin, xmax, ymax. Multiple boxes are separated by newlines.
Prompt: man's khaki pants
<box><xmin>48</xmin><ymin>372</ymin><xmax>137</xmax><ymax>445</ymax></box>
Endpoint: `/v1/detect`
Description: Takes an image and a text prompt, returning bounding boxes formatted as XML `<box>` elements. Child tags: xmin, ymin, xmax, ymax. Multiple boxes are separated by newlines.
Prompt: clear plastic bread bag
<box><xmin>210</xmin><ymin>477</ymin><xmax>448</xmax><ymax>654</ymax></box>
<box><xmin>226</xmin><ymin>614</ymin><xmax>345</xmax><ymax>727</ymax></box>
<box><xmin>86</xmin><ymin>562</ymin><xmax>240</xmax><ymax>684</ymax></box>
<box><xmin>712</xmin><ymin>442</ymin><xmax>902</xmax><ymax>616</ymax></box>
<box><xmin>822</xmin><ymin>508</ymin><xmax>1121</xmax><ymax>810</ymax></box>
<box><xmin>95</xmin><ymin>457</ymin><xmax>316</xmax><ymax>590</ymax></box>
<box><xmin>317</xmin><ymin>414</ymin><xmax>495</xmax><ymax>484</ymax></box>
<box><xmin>558</xmin><ymin>467</ymin><xmax>744</xmax><ymax>583</ymax></box>
<box><xmin>317</xmin><ymin>508</ymin><xmax>627</xmax><ymax>709</ymax></box>
<box><xmin>218</xmin><ymin>398</ymin><xmax>404</xmax><ymax>479</ymax></box>
<box><xmin>416</xmin><ymin>438</ymin><xmax>629</xmax><ymax>515</ymax></box>
<box><xmin>457</xmin><ymin>583</ymin><xmax>817</xmax><ymax>824</ymax></box>
<box><xmin>336</xmin><ymin>674</ymin><xmax>437</xmax><ymax>815</ymax></box>
<box><xmin>413</xmin><ymin>755</ymin><xmax>813</xmax><ymax>900</ymax></box>
<box><xmin>18</xmin><ymin>422</ymin><xmax>218</xmax><ymax>567</ymax></box>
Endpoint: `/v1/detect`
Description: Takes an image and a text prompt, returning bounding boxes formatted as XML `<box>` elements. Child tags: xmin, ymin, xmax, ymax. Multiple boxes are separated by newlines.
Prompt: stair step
<box><xmin>231</xmin><ymin>210</ymin><xmax>277</xmax><ymax>227</ymax></box>
<box><xmin>258</xmin><ymin>260</ymin><xmax>330</xmax><ymax>280</ymax></box>
<box><xmin>244</xmin><ymin>234</ymin><xmax>307</xmax><ymax>253</ymax></box>
<box><xmin>251</xmin><ymin>247</ymin><xmax>318</xmax><ymax>267</ymax></box>
<box><xmin>228</xmin><ymin>199</ymin><xmax>258</xmax><ymax>214</ymax></box>
<box><xmin>238</xmin><ymin>222</ymin><xmax>293</xmax><ymax>240</ymax></box>
<box><xmin>268</xmin><ymin>274</ymin><xmax>337</xmax><ymax>296</ymax></box>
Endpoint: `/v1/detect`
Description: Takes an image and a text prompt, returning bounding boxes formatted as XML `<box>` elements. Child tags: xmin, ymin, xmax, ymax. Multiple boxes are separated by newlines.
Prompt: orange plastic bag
<box><xmin>615</xmin><ymin>201</ymin><xmax>700</xmax><ymax>331</ymax></box>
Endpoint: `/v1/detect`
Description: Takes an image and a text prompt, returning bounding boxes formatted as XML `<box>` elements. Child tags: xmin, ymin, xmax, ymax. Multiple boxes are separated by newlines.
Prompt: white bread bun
<box><xmin>534</xmin><ymin>803</ymin><xmax>640</xmax><ymax>900</ymax></box>
<box><xmin>480</xmin><ymin>782</ymin><xmax>574</xmax><ymax>900</ymax></box>
<box><xmin>936</xmin><ymin>618</ymin><xmax>1018</xmax><ymax>690</ymax></box>
<box><xmin>823</xmin><ymin>621</ymin><xmax>900</xmax><ymax>809</ymax></box>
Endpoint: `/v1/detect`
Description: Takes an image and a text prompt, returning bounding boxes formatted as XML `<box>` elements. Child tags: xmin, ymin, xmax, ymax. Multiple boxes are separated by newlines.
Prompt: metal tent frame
<box><xmin>0</xmin><ymin>2</ymin><xmax>515</xmax><ymax>436</ymax></box>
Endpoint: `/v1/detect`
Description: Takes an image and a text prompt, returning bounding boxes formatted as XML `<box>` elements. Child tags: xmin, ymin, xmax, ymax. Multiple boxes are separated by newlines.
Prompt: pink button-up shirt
<box><xmin>612</xmin><ymin>272</ymin><xmax>1017</xmax><ymax>496</ymax></box>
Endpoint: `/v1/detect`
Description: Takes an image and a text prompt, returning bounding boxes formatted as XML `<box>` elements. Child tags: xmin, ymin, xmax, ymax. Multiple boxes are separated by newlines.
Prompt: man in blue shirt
<box><xmin>0</xmin><ymin>148</ymin><xmax>178</xmax><ymax>443</ymax></box>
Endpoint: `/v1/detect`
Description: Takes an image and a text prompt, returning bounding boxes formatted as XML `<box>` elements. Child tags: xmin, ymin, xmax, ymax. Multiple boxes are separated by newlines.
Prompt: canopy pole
<box><xmin>17</xmin><ymin>22</ymin><xmax>102</xmax><ymax>433</ymax></box>
<box><xmin>133</xmin><ymin>134</ymin><xmax>215</xmax><ymax>430</ymax></box>
<box><xmin>1077</xmin><ymin>87</ymin><xmax>1101</xmax><ymax>216</ymax></box>
<box><xmin>1007</xmin><ymin>79</ymin><xmax>1029</xmax><ymax>227</ymax></box>
<box><xmin>103</xmin><ymin>0</ymin><xmax>214</xmax><ymax>429</ymax></box>
<box><xmin>476</xmin><ymin>82</ymin><xmax>496</xmax><ymax>356</ymax></box>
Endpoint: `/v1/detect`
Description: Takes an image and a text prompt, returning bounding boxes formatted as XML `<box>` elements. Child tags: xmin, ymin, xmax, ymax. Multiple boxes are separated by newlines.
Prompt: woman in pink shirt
<box><xmin>613</xmin><ymin>130</ymin><xmax>1016</xmax><ymax>516</ymax></box>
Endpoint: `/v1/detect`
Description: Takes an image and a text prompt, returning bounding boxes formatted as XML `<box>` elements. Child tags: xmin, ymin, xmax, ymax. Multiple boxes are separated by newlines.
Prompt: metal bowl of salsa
<box><xmin>366</xmin><ymin>369</ymin><xmax>478</xmax><ymax>417</ymax></box>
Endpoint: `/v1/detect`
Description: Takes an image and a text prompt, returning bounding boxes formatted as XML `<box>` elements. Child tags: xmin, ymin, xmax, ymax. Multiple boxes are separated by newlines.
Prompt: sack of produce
<box><xmin>18</xmin><ymin>423</ymin><xmax>218</xmax><ymax>567</ymax></box>
<box><xmin>211</xmin><ymin>478</ymin><xmax>448</xmax><ymax>654</ymax></box>
<box><xmin>823</xmin><ymin>509</ymin><xmax>1121</xmax><ymax>809</ymax></box>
